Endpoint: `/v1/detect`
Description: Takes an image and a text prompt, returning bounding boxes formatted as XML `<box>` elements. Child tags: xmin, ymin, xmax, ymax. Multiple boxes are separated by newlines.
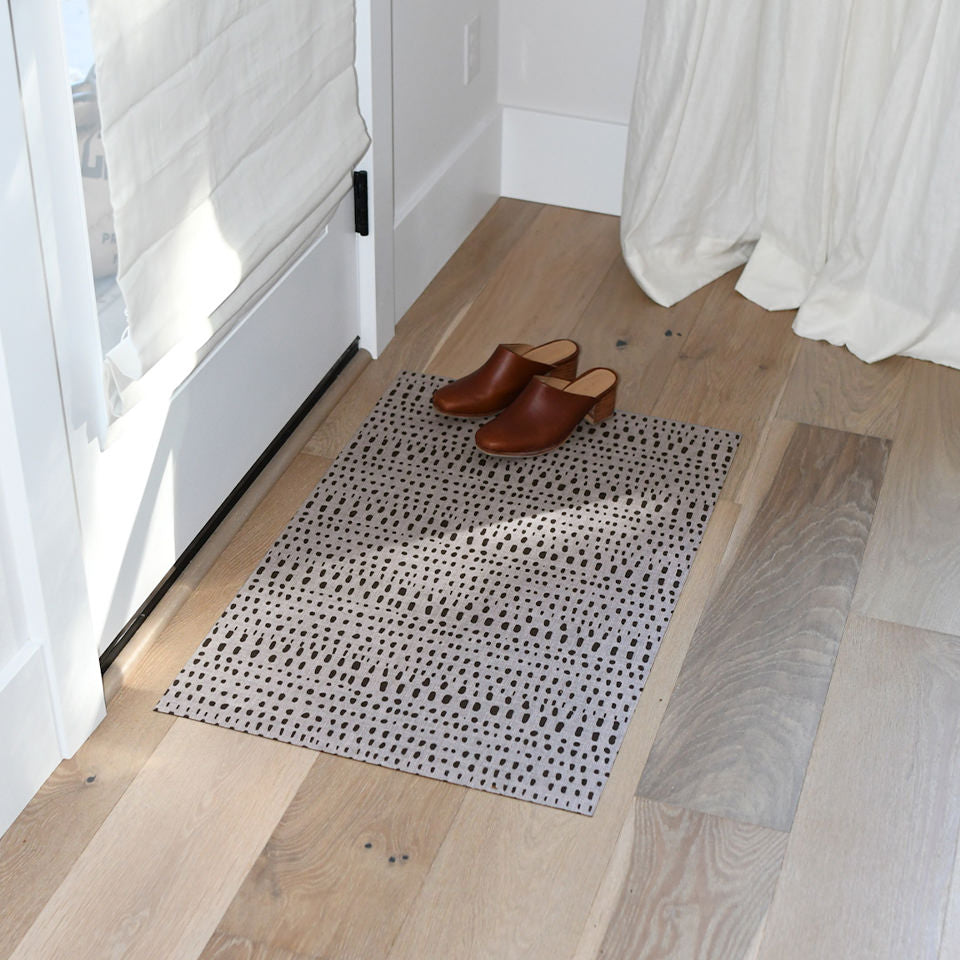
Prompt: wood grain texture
<box><xmin>653</xmin><ymin>282</ymin><xmax>799</xmax><ymax>500</ymax></box>
<box><xmin>777</xmin><ymin>337</ymin><xmax>910</xmax><ymax>439</ymax></box>
<box><xmin>598</xmin><ymin>800</ymin><xmax>786</xmax><ymax>960</ymax></box>
<box><xmin>203</xmin><ymin>758</ymin><xmax>465</xmax><ymax>960</ymax></box>
<box><xmin>403</xmin><ymin>197</ymin><xmax>544</xmax><ymax>340</ymax></box>
<box><xmin>742</xmin><ymin>910</ymin><xmax>770</xmax><ymax>960</ymax></box>
<box><xmin>304</xmin><ymin>198</ymin><xmax>543</xmax><ymax>459</ymax></box>
<box><xmin>384</xmin><ymin>503</ymin><xmax>740</xmax><ymax>960</ymax></box>
<box><xmin>426</xmin><ymin>205</ymin><xmax>621</xmax><ymax>378</ymax></box>
<box><xmin>941</xmin><ymin>842</ymin><xmax>960</xmax><ymax>960</ymax></box>
<box><xmin>571</xmin><ymin>805</ymin><xmax>637</xmax><ymax>960</ymax></box>
<box><xmin>0</xmin><ymin>452</ymin><xmax>331</xmax><ymax>959</ymax></box>
<box><xmin>202</xmin><ymin>934</ymin><xmax>315</xmax><ymax>960</ymax></box>
<box><xmin>10</xmin><ymin>722</ymin><xmax>315</xmax><ymax>960</ymax></box>
<box><xmin>756</xmin><ymin>616</ymin><xmax>960</xmax><ymax>960</ymax></box>
<box><xmin>711</xmin><ymin>418</ymin><xmax>797</xmax><ymax>590</ymax></box>
<box><xmin>638</xmin><ymin>424</ymin><xmax>889</xmax><ymax>831</ymax></box>
<box><xmin>568</xmin><ymin>258</ymin><xmax>724</xmax><ymax>415</ymax></box>
<box><xmin>853</xmin><ymin>361</ymin><xmax>960</xmax><ymax>636</ymax></box>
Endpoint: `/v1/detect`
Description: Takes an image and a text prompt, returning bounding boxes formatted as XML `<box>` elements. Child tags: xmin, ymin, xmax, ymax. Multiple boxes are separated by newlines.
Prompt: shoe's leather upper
<box><xmin>474</xmin><ymin>376</ymin><xmax>601</xmax><ymax>455</ymax></box>
<box><xmin>432</xmin><ymin>344</ymin><xmax>564</xmax><ymax>416</ymax></box>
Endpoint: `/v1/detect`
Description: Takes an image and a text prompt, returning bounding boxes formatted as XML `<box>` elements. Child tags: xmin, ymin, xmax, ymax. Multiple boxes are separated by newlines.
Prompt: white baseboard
<box><xmin>500</xmin><ymin>106</ymin><xmax>628</xmax><ymax>216</ymax></box>
<box><xmin>394</xmin><ymin>111</ymin><xmax>502</xmax><ymax>320</ymax></box>
<box><xmin>0</xmin><ymin>645</ymin><xmax>62</xmax><ymax>835</ymax></box>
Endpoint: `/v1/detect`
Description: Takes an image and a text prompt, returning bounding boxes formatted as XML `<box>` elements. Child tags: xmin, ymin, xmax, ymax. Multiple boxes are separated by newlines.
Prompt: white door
<box><xmin>7</xmin><ymin>0</ymin><xmax>395</xmax><ymax>656</ymax></box>
<box><xmin>0</xmin><ymin>6</ymin><xmax>105</xmax><ymax>836</ymax></box>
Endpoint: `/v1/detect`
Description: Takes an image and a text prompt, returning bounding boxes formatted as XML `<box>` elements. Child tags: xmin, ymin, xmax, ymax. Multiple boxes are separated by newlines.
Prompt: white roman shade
<box><xmin>89</xmin><ymin>0</ymin><xmax>370</xmax><ymax>415</ymax></box>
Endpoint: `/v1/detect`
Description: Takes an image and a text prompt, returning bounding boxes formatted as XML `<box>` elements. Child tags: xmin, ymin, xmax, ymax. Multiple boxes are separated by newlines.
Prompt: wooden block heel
<box><xmin>552</xmin><ymin>355</ymin><xmax>579</xmax><ymax>380</ymax></box>
<box><xmin>586</xmin><ymin>387</ymin><xmax>617</xmax><ymax>424</ymax></box>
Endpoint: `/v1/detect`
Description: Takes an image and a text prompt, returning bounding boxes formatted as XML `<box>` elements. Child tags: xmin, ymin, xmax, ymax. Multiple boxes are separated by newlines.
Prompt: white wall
<box><xmin>498</xmin><ymin>0</ymin><xmax>644</xmax><ymax>214</ymax></box>
<box><xmin>499</xmin><ymin>0</ymin><xmax>643</xmax><ymax>124</ymax></box>
<box><xmin>392</xmin><ymin>0</ymin><xmax>501</xmax><ymax>318</ymax></box>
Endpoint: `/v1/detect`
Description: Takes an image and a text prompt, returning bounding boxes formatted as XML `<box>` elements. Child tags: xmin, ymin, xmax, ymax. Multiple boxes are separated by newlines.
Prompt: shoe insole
<box><xmin>564</xmin><ymin>369</ymin><xmax>617</xmax><ymax>397</ymax></box>
<box><xmin>522</xmin><ymin>340</ymin><xmax>577</xmax><ymax>365</ymax></box>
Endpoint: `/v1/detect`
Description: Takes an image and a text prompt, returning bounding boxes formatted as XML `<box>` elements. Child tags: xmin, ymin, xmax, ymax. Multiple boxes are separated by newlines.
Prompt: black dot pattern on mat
<box><xmin>156</xmin><ymin>371</ymin><xmax>740</xmax><ymax>815</ymax></box>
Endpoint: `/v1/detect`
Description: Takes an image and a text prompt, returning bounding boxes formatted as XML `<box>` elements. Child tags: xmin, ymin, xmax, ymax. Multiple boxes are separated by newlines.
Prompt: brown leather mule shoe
<box><xmin>475</xmin><ymin>368</ymin><xmax>618</xmax><ymax>456</ymax></box>
<box><xmin>432</xmin><ymin>340</ymin><xmax>579</xmax><ymax>417</ymax></box>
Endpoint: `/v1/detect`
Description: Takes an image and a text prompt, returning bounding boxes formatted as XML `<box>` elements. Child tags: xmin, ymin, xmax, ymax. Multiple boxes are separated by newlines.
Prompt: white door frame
<box><xmin>0</xmin><ymin>0</ymin><xmax>105</xmax><ymax>836</ymax></box>
<box><xmin>355</xmin><ymin>0</ymin><xmax>395</xmax><ymax>357</ymax></box>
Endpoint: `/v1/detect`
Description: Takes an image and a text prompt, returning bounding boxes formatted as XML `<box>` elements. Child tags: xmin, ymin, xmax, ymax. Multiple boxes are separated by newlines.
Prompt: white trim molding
<box><xmin>500</xmin><ymin>106</ymin><xmax>628</xmax><ymax>216</ymax></box>
<box><xmin>394</xmin><ymin>109</ymin><xmax>502</xmax><ymax>321</ymax></box>
<box><xmin>355</xmin><ymin>0</ymin><xmax>396</xmax><ymax>358</ymax></box>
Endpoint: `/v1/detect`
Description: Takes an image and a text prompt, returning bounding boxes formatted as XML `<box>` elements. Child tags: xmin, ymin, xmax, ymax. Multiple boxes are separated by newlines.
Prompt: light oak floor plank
<box><xmin>756</xmin><ymin>616</ymin><xmax>960</xmax><ymax>960</ymax></box>
<box><xmin>202</xmin><ymin>758</ymin><xmax>465</xmax><ymax>960</ymax></box>
<box><xmin>202</xmin><ymin>934</ymin><xmax>317</xmax><ymax>960</ymax></box>
<box><xmin>570</xmin><ymin>801</ymin><xmax>637</xmax><ymax>960</ymax></box>
<box><xmin>852</xmin><ymin>360</ymin><xmax>960</xmax><ymax>636</ymax></box>
<box><xmin>652</xmin><ymin>282</ymin><xmax>800</xmax><ymax>501</ymax></box>
<box><xmin>638</xmin><ymin>425</ymin><xmax>889</xmax><ymax>831</ymax></box>
<box><xmin>10</xmin><ymin>721</ymin><xmax>315</xmax><ymax>960</ymax></box>
<box><xmin>427</xmin><ymin>205</ymin><xmax>621</xmax><ymax>378</ymax></box>
<box><xmin>598</xmin><ymin>800</ymin><xmax>787</xmax><ymax>960</ymax></box>
<box><xmin>711</xmin><ymin>418</ymin><xmax>797</xmax><ymax>590</ymax></box>
<box><xmin>777</xmin><ymin>337</ymin><xmax>910</xmax><ymax>440</ymax></box>
<box><xmin>567</xmin><ymin>258</ymin><xmax>725</xmax><ymax>415</ymax></box>
<box><xmin>384</xmin><ymin>502</ymin><xmax>740</xmax><ymax>960</ymax></box>
<box><xmin>0</xmin><ymin>453</ymin><xmax>331</xmax><ymax>959</ymax></box>
<box><xmin>304</xmin><ymin>198</ymin><xmax>543</xmax><ymax>459</ymax></box>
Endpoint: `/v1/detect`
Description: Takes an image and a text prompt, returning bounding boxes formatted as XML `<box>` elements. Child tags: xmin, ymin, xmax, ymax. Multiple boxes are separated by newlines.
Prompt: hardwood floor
<box><xmin>597</xmin><ymin>800</ymin><xmax>787</xmax><ymax>960</ymax></box>
<box><xmin>755</xmin><ymin>616</ymin><xmax>960</xmax><ymax>960</ymax></box>
<box><xmin>2</xmin><ymin>200</ymin><xmax>960</xmax><ymax>959</ymax></box>
<box><xmin>852</xmin><ymin>360</ymin><xmax>960</xmax><ymax>637</ymax></box>
<box><xmin>637</xmin><ymin>424</ymin><xmax>888</xmax><ymax>831</ymax></box>
<box><xmin>204</xmin><ymin>760</ymin><xmax>465</xmax><ymax>960</ymax></box>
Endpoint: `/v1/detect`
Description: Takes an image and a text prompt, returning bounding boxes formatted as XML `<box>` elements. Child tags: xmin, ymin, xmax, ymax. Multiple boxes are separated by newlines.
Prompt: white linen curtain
<box><xmin>621</xmin><ymin>0</ymin><xmax>960</xmax><ymax>370</ymax></box>
<box><xmin>89</xmin><ymin>0</ymin><xmax>370</xmax><ymax>415</ymax></box>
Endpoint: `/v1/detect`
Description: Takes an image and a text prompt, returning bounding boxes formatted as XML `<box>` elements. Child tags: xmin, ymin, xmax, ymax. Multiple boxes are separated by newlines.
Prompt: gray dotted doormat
<box><xmin>157</xmin><ymin>372</ymin><xmax>739</xmax><ymax>814</ymax></box>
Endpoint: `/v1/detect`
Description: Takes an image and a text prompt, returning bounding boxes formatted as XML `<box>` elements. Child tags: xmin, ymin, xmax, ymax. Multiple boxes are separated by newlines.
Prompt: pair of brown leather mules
<box><xmin>432</xmin><ymin>340</ymin><xmax>618</xmax><ymax>456</ymax></box>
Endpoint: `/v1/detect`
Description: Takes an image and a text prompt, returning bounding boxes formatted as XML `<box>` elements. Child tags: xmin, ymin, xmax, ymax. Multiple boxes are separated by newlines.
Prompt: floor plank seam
<box><xmin>732</xmin><ymin>338</ymin><xmax>802</xmax><ymax>506</ymax></box>
<box><xmin>6</xmin><ymin>717</ymin><xmax>189</xmax><ymax>957</ymax></box>
<box><xmin>936</xmin><ymin>826</ymin><xmax>960</xmax><ymax>960</ymax></box>
<box><xmin>379</xmin><ymin>787</ymin><xmax>470</xmax><ymax>959</ymax></box>
<box><xmin>775</xmin><ymin>605</ymin><xmax>854</xmax><ymax>834</ymax></box>
<box><xmin>422</xmin><ymin>297</ymin><xmax>480</xmax><ymax>371</ymax></box>
<box><xmin>772</xmin><ymin>413</ymin><xmax>892</xmax><ymax>443</ymax></box>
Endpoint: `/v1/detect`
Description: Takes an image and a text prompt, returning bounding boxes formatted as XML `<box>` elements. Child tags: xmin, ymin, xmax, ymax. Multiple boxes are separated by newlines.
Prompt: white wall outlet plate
<box><xmin>463</xmin><ymin>15</ymin><xmax>481</xmax><ymax>85</ymax></box>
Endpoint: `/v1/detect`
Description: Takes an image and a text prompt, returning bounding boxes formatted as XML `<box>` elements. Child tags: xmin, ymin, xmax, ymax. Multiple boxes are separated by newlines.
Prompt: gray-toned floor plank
<box><xmin>598</xmin><ymin>799</ymin><xmax>786</xmax><ymax>960</ymax></box>
<box><xmin>637</xmin><ymin>424</ymin><xmax>889</xmax><ymax>831</ymax></box>
<box><xmin>941</xmin><ymin>845</ymin><xmax>960</xmax><ymax>960</ymax></box>
<box><xmin>756</xmin><ymin>616</ymin><xmax>960</xmax><ymax>960</ymax></box>
<box><xmin>852</xmin><ymin>360</ymin><xmax>960</xmax><ymax>636</ymax></box>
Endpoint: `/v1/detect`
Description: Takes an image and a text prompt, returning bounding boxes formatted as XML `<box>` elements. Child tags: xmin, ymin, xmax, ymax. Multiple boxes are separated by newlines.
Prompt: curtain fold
<box><xmin>621</xmin><ymin>0</ymin><xmax>960</xmax><ymax>369</ymax></box>
<box><xmin>89</xmin><ymin>0</ymin><xmax>370</xmax><ymax>416</ymax></box>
